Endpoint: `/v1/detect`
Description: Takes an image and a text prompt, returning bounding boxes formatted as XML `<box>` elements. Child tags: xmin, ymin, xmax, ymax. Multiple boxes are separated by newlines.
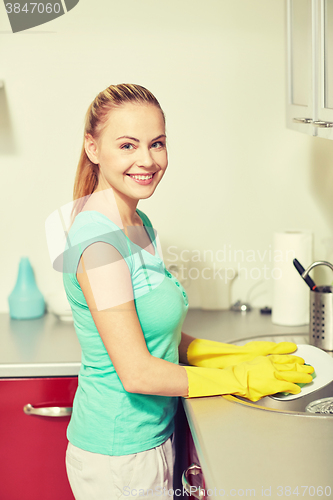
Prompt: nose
<box><xmin>136</xmin><ymin>146</ymin><xmax>155</xmax><ymax>169</ymax></box>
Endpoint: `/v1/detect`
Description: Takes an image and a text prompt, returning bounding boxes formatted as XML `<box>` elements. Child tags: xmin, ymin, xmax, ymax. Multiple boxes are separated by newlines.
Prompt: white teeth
<box><xmin>130</xmin><ymin>174</ymin><xmax>153</xmax><ymax>180</ymax></box>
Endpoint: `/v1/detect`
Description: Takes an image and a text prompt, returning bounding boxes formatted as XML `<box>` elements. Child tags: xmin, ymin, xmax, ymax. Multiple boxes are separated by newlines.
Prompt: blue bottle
<box><xmin>8</xmin><ymin>257</ymin><xmax>45</xmax><ymax>319</ymax></box>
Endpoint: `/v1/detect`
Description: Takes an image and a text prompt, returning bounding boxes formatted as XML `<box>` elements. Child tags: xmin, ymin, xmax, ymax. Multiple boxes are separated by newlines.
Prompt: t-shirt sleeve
<box><xmin>61</xmin><ymin>213</ymin><xmax>133</xmax><ymax>276</ymax></box>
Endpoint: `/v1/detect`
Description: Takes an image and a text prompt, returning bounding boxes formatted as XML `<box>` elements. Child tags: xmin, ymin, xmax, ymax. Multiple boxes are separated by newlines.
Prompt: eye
<box><xmin>121</xmin><ymin>143</ymin><xmax>135</xmax><ymax>150</ymax></box>
<box><xmin>151</xmin><ymin>141</ymin><xmax>165</xmax><ymax>149</ymax></box>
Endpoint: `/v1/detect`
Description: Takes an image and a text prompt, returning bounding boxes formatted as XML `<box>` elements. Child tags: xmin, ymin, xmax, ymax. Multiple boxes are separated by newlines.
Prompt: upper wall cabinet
<box><xmin>286</xmin><ymin>0</ymin><xmax>333</xmax><ymax>139</ymax></box>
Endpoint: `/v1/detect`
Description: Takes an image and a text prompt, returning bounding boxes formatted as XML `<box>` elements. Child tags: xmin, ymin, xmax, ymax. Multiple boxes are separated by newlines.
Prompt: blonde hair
<box><xmin>72</xmin><ymin>83</ymin><xmax>165</xmax><ymax>216</ymax></box>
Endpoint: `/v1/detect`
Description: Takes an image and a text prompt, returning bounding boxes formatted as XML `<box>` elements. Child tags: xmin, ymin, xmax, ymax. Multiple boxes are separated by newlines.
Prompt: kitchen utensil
<box><xmin>301</xmin><ymin>260</ymin><xmax>333</xmax><ymax>351</ymax></box>
<box><xmin>270</xmin><ymin>344</ymin><xmax>333</xmax><ymax>401</ymax></box>
<box><xmin>293</xmin><ymin>258</ymin><xmax>317</xmax><ymax>290</ymax></box>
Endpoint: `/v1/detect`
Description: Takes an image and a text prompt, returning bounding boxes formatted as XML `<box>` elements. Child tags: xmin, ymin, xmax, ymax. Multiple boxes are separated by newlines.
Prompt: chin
<box><xmin>132</xmin><ymin>189</ymin><xmax>157</xmax><ymax>201</ymax></box>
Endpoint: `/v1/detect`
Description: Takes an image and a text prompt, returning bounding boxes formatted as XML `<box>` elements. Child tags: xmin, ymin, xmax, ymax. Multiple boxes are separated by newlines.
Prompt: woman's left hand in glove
<box><xmin>187</xmin><ymin>338</ymin><xmax>304</xmax><ymax>369</ymax></box>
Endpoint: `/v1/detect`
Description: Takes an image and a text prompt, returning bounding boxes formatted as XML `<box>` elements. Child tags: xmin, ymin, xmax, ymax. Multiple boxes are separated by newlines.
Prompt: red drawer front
<box><xmin>0</xmin><ymin>376</ymin><xmax>78</xmax><ymax>500</ymax></box>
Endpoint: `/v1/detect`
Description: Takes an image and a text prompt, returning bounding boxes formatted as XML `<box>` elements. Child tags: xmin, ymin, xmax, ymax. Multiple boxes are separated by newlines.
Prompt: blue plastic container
<box><xmin>8</xmin><ymin>257</ymin><xmax>45</xmax><ymax>319</ymax></box>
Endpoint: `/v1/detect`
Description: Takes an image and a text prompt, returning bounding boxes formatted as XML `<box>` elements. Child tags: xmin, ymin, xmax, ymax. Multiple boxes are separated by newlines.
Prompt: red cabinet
<box><xmin>175</xmin><ymin>400</ymin><xmax>206</xmax><ymax>499</ymax></box>
<box><xmin>0</xmin><ymin>376</ymin><xmax>78</xmax><ymax>500</ymax></box>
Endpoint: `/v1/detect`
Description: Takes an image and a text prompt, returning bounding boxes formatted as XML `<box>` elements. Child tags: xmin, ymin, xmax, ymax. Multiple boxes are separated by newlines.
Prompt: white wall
<box><xmin>1</xmin><ymin>0</ymin><xmax>333</xmax><ymax>312</ymax></box>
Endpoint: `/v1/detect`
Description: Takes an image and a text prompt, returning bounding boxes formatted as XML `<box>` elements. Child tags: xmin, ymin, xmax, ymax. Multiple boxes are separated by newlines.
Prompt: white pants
<box><xmin>66</xmin><ymin>435</ymin><xmax>175</xmax><ymax>500</ymax></box>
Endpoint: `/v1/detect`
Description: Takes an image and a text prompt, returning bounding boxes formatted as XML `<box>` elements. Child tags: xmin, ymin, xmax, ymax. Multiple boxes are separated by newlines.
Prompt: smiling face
<box><xmin>85</xmin><ymin>103</ymin><xmax>168</xmax><ymax>207</ymax></box>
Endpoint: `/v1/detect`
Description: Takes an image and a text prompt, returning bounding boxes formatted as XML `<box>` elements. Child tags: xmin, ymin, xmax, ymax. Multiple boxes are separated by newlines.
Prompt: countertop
<box><xmin>181</xmin><ymin>311</ymin><xmax>333</xmax><ymax>498</ymax></box>
<box><xmin>183</xmin><ymin>395</ymin><xmax>333</xmax><ymax>498</ymax></box>
<box><xmin>0</xmin><ymin>313</ymin><xmax>81</xmax><ymax>377</ymax></box>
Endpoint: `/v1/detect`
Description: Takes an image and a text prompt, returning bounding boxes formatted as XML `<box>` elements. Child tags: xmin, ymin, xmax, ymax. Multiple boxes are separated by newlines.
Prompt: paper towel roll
<box><xmin>272</xmin><ymin>231</ymin><xmax>313</xmax><ymax>326</ymax></box>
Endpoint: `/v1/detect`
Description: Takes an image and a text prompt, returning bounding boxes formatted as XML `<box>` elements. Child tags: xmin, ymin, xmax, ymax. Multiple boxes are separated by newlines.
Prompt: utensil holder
<box><xmin>302</xmin><ymin>261</ymin><xmax>333</xmax><ymax>351</ymax></box>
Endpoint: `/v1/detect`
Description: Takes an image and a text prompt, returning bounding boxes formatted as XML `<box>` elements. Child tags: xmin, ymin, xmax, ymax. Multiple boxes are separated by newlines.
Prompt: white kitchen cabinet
<box><xmin>318</xmin><ymin>0</ymin><xmax>333</xmax><ymax>137</ymax></box>
<box><xmin>286</xmin><ymin>0</ymin><xmax>333</xmax><ymax>139</ymax></box>
<box><xmin>286</xmin><ymin>0</ymin><xmax>315</xmax><ymax>135</ymax></box>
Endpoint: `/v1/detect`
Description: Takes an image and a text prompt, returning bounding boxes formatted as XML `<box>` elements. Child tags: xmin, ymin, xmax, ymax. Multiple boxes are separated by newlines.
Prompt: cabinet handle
<box><xmin>23</xmin><ymin>403</ymin><xmax>72</xmax><ymax>417</ymax></box>
<box><xmin>312</xmin><ymin>120</ymin><xmax>333</xmax><ymax>128</ymax></box>
<box><xmin>292</xmin><ymin>118</ymin><xmax>313</xmax><ymax>124</ymax></box>
<box><xmin>182</xmin><ymin>463</ymin><xmax>205</xmax><ymax>499</ymax></box>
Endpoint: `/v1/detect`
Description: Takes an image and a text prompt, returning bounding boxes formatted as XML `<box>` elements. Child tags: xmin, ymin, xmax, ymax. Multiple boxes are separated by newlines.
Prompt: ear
<box><xmin>85</xmin><ymin>134</ymin><xmax>99</xmax><ymax>164</ymax></box>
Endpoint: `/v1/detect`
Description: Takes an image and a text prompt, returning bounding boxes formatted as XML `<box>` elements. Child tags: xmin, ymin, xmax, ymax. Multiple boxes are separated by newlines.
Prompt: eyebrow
<box><xmin>116</xmin><ymin>134</ymin><xmax>166</xmax><ymax>142</ymax></box>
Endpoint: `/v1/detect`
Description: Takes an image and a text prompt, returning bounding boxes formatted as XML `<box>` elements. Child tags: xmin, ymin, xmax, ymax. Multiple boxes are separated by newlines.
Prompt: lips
<box><xmin>126</xmin><ymin>172</ymin><xmax>156</xmax><ymax>185</ymax></box>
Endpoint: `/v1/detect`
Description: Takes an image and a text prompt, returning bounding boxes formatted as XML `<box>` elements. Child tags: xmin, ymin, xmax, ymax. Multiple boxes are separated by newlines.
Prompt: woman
<box><xmin>63</xmin><ymin>83</ymin><xmax>313</xmax><ymax>499</ymax></box>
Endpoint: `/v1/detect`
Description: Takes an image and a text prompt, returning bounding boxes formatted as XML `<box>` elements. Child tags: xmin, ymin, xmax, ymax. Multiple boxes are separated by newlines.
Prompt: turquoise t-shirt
<box><xmin>63</xmin><ymin>209</ymin><xmax>189</xmax><ymax>456</ymax></box>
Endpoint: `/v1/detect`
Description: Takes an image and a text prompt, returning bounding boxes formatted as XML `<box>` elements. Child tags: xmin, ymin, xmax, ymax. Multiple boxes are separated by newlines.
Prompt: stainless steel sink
<box><xmin>232</xmin><ymin>333</ymin><xmax>333</xmax><ymax>413</ymax></box>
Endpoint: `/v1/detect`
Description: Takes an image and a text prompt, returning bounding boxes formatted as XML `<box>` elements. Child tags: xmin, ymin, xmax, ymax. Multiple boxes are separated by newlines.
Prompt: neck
<box><xmin>94</xmin><ymin>180</ymin><xmax>140</xmax><ymax>228</ymax></box>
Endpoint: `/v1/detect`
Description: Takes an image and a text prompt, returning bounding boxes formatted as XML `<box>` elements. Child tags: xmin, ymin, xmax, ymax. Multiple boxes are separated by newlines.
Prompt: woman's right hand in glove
<box><xmin>184</xmin><ymin>355</ymin><xmax>314</xmax><ymax>402</ymax></box>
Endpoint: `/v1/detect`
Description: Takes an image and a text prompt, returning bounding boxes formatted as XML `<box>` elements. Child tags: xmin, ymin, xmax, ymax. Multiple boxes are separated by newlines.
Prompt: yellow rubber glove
<box><xmin>187</xmin><ymin>338</ymin><xmax>304</xmax><ymax>369</ymax></box>
<box><xmin>184</xmin><ymin>355</ymin><xmax>314</xmax><ymax>402</ymax></box>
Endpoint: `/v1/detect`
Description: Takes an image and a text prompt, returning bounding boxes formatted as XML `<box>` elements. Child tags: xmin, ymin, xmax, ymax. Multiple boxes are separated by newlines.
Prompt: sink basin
<box><xmin>231</xmin><ymin>333</ymin><xmax>333</xmax><ymax>413</ymax></box>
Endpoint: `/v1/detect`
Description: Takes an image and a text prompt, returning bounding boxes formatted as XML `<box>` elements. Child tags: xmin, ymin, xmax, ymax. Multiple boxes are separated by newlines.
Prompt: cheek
<box><xmin>160</xmin><ymin>151</ymin><xmax>168</xmax><ymax>170</ymax></box>
<box><xmin>99</xmin><ymin>152</ymin><xmax>129</xmax><ymax>172</ymax></box>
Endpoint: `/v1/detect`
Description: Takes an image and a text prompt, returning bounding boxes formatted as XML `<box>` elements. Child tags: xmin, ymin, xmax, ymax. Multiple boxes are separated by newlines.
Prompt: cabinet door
<box><xmin>286</xmin><ymin>0</ymin><xmax>317</xmax><ymax>135</ymax></box>
<box><xmin>182</xmin><ymin>422</ymin><xmax>206</xmax><ymax>499</ymax></box>
<box><xmin>317</xmin><ymin>0</ymin><xmax>333</xmax><ymax>138</ymax></box>
<box><xmin>0</xmin><ymin>377</ymin><xmax>77</xmax><ymax>500</ymax></box>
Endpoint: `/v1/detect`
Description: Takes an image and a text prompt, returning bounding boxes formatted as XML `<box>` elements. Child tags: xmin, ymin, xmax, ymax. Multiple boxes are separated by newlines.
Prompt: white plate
<box><xmin>270</xmin><ymin>344</ymin><xmax>333</xmax><ymax>401</ymax></box>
